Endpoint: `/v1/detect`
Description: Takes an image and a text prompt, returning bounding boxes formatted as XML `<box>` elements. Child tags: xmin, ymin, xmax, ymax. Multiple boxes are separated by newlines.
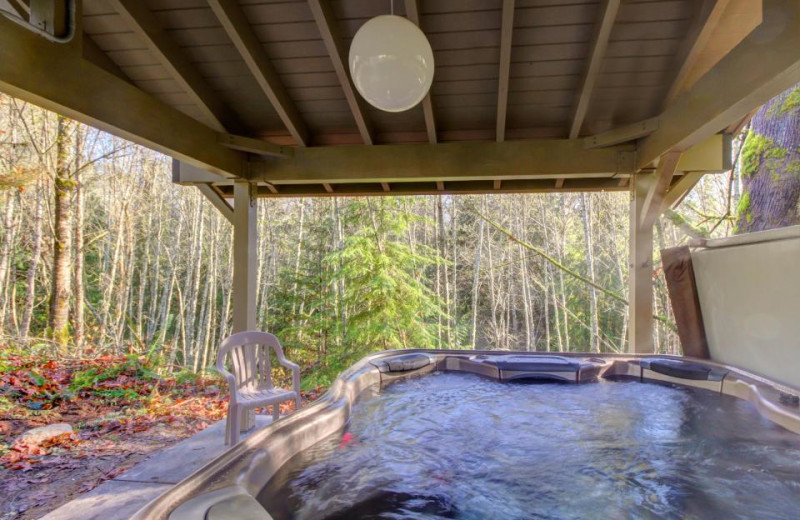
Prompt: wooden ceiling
<box><xmin>3</xmin><ymin>0</ymin><xmax>788</xmax><ymax>200</ymax></box>
<box><xmin>79</xmin><ymin>0</ymin><xmax>746</xmax><ymax>147</ymax></box>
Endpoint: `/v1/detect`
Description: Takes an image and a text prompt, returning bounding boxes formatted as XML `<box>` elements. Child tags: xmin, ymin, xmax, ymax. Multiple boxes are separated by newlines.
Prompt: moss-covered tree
<box><xmin>736</xmin><ymin>84</ymin><xmax>800</xmax><ymax>232</ymax></box>
<box><xmin>48</xmin><ymin>115</ymin><xmax>74</xmax><ymax>346</ymax></box>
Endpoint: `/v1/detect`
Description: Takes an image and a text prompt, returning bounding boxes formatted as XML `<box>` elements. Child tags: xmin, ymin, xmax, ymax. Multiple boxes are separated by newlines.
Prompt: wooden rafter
<box><xmin>0</xmin><ymin>16</ymin><xmax>245</xmax><ymax>177</ymax></box>
<box><xmin>215</xmin><ymin>177</ymin><xmax>628</xmax><ymax>198</ymax></box>
<box><xmin>662</xmin><ymin>0</ymin><xmax>731</xmax><ymax>107</ymax></box>
<box><xmin>496</xmin><ymin>0</ymin><xmax>515</xmax><ymax>142</ymax></box>
<box><xmin>404</xmin><ymin>0</ymin><xmax>437</xmax><ymax>144</ymax></box>
<box><xmin>662</xmin><ymin>171</ymin><xmax>705</xmax><ymax>211</ymax></box>
<box><xmin>640</xmin><ymin>151</ymin><xmax>682</xmax><ymax>229</ymax></box>
<box><xmin>569</xmin><ymin>0</ymin><xmax>620</xmax><ymax>139</ymax></box>
<box><xmin>248</xmin><ymin>140</ymin><xmax>636</xmax><ymax>184</ymax></box>
<box><xmin>637</xmin><ymin>0</ymin><xmax>800</xmax><ymax>169</ymax></box>
<box><xmin>105</xmin><ymin>0</ymin><xmax>241</xmax><ymax>134</ymax></box>
<box><xmin>307</xmin><ymin>0</ymin><xmax>374</xmax><ymax>145</ymax></box>
<box><xmin>206</xmin><ymin>0</ymin><xmax>309</xmax><ymax>146</ymax></box>
<box><xmin>196</xmin><ymin>184</ymin><xmax>234</xmax><ymax>224</ymax></box>
<box><xmin>583</xmin><ymin>117</ymin><xmax>659</xmax><ymax>149</ymax></box>
<box><xmin>82</xmin><ymin>34</ymin><xmax>132</xmax><ymax>84</ymax></box>
<box><xmin>217</xmin><ymin>133</ymin><xmax>293</xmax><ymax>157</ymax></box>
<box><xmin>2</xmin><ymin>0</ymin><xmax>29</xmax><ymax>18</ymax></box>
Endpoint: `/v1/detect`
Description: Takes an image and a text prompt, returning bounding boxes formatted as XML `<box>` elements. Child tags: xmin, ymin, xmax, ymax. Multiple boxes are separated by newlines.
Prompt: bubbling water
<box><xmin>259</xmin><ymin>372</ymin><xmax>800</xmax><ymax>520</ymax></box>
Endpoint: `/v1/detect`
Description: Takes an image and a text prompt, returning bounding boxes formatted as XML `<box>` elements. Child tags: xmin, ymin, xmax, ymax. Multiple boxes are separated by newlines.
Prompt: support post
<box><xmin>232</xmin><ymin>180</ymin><xmax>257</xmax><ymax>431</ymax></box>
<box><xmin>629</xmin><ymin>173</ymin><xmax>656</xmax><ymax>353</ymax></box>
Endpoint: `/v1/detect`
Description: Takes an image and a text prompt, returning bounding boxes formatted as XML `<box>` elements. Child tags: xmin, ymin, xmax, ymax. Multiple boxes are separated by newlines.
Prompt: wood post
<box><xmin>628</xmin><ymin>173</ymin><xmax>655</xmax><ymax>353</ymax></box>
<box><xmin>232</xmin><ymin>180</ymin><xmax>257</xmax><ymax>431</ymax></box>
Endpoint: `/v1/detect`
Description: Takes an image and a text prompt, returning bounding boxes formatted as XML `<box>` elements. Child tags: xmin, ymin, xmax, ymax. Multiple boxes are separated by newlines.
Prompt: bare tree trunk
<box><xmin>580</xmin><ymin>193</ymin><xmax>600</xmax><ymax>352</ymax></box>
<box><xmin>290</xmin><ymin>201</ymin><xmax>305</xmax><ymax>318</ymax></box>
<box><xmin>48</xmin><ymin>115</ymin><xmax>74</xmax><ymax>347</ymax></box>
<box><xmin>73</xmin><ymin>128</ymin><xmax>85</xmax><ymax>350</ymax></box>
<box><xmin>486</xmin><ymin>212</ymin><xmax>499</xmax><ymax>347</ymax></box>
<box><xmin>470</xmin><ymin>210</ymin><xmax>484</xmax><ymax>349</ymax></box>
<box><xmin>20</xmin><ymin>181</ymin><xmax>43</xmax><ymax>339</ymax></box>
<box><xmin>218</xmin><ymin>242</ymin><xmax>233</xmax><ymax>343</ymax></box>
<box><xmin>0</xmin><ymin>192</ymin><xmax>16</xmax><ymax>331</ymax></box>
<box><xmin>437</xmin><ymin>196</ymin><xmax>452</xmax><ymax>346</ymax></box>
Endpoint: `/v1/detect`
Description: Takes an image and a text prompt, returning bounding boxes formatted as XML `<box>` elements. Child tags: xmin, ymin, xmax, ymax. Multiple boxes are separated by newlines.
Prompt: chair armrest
<box><xmin>278</xmin><ymin>359</ymin><xmax>301</xmax><ymax>395</ymax></box>
<box><xmin>278</xmin><ymin>359</ymin><xmax>299</xmax><ymax>372</ymax></box>
<box><xmin>215</xmin><ymin>366</ymin><xmax>238</xmax><ymax>403</ymax></box>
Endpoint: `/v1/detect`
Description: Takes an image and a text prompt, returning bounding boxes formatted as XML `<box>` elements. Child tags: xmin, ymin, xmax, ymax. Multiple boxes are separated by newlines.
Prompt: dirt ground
<box><xmin>0</xmin><ymin>354</ymin><xmax>318</xmax><ymax>520</ymax></box>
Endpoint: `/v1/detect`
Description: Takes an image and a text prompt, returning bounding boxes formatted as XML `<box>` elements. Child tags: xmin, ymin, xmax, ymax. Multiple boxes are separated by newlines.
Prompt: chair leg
<box><xmin>231</xmin><ymin>405</ymin><xmax>241</xmax><ymax>445</ymax></box>
<box><xmin>225</xmin><ymin>402</ymin><xmax>234</xmax><ymax>445</ymax></box>
<box><xmin>272</xmin><ymin>403</ymin><xmax>280</xmax><ymax>423</ymax></box>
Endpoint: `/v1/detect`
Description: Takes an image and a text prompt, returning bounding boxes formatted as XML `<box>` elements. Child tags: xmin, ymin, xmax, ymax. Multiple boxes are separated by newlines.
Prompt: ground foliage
<box><xmin>0</xmin><ymin>349</ymin><xmax>322</xmax><ymax>519</ymax></box>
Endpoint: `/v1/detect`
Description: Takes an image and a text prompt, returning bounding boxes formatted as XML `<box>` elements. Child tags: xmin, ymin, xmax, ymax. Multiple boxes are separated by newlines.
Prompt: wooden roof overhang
<box><xmin>1</xmin><ymin>0</ymin><xmax>797</xmax><ymax>202</ymax></box>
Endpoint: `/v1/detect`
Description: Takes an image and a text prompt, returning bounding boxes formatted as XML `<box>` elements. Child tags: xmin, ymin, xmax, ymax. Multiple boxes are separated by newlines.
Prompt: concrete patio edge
<box><xmin>39</xmin><ymin>416</ymin><xmax>273</xmax><ymax>520</ymax></box>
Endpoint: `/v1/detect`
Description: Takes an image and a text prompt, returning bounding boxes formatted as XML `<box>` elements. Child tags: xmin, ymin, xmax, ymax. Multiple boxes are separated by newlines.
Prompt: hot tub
<box><xmin>131</xmin><ymin>351</ymin><xmax>800</xmax><ymax>520</ymax></box>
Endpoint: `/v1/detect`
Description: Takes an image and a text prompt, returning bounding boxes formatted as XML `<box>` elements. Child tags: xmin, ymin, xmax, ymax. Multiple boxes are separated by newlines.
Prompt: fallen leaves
<box><xmin>0</xmin><ymin>352</ymin><xmax>323</xmax><ymax>520</ymax></box>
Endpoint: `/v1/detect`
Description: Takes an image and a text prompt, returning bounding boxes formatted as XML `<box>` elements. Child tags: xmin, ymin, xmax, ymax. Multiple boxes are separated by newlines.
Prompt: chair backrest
<box><xmin>216</xmin><ymin>331</ymin><xmax>287</xmax><ymax>392</ymax></box>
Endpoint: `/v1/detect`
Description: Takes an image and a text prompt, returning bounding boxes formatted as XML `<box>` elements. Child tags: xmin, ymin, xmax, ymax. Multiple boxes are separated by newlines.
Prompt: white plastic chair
<box><xmin>216</xmin><ymin>331</ymin><xmax>301</xmax><ymax>445</ymax></box>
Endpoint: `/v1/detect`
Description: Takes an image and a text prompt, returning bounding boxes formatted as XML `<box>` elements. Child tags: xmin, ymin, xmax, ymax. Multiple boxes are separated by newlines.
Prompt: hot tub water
<box><xmin>259</xmin><ymin>372</ymin><xmax>800</xmax><ymax>520</ymax></box>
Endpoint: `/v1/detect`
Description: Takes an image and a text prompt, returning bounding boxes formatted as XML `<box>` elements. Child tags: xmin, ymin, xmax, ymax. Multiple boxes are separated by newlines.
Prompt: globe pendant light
<box><xmin>349</xmin><ymin>11</ymin><xmax>434</xmax><ymax>113</ymax></box>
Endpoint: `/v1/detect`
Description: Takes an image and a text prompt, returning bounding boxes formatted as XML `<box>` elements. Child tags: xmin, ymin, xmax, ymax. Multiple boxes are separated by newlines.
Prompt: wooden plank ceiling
<box><xmin>74</xmin><ymin>0</ymin><xmax>752</xmax><ymax>196</ymax></box>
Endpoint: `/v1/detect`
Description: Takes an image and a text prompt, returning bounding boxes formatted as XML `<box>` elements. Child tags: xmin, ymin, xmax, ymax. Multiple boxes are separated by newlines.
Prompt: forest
<box><xmin>0</xmin><ymin>85</ymin><xmax>798</xmax><ymax>388</ymax></box>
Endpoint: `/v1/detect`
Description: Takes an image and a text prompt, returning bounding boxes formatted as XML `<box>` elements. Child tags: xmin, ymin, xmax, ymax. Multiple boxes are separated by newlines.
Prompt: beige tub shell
<box><xmin>129</xmin><ymin>350</ymin><xmax>800</xmax><ymax>520</ymax></box>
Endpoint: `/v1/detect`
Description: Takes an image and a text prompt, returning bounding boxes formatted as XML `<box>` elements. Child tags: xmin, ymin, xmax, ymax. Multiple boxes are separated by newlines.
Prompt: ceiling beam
<box><xmin>662</xmin><ymin>171</ymin><xmax>705</xmax><ymax>211</ymax></box>
<box><xmin>82</xmin><ymin>34</ymin><xmax>132</xmax><ymax>84</ymax></box>
<box><xmin>217</xmin><ymin>177</ymin><xmax>628</xmax><ymax>198</ymax></box>
<box><xmin>675</xmin><ymin>133</ymin><xmax>731</xmax><ymax>172</ymax></box>
<box><xmin>196</xmin><ymin>183</ymin><xmax>234</xmax><ymax>224</ymax></box>
<box><xmin>1</xmin><ymin>0</ymin><xmax>29</xmax><ymax>18</ymax></box>
<box><xmin>640</xmin><ymin>151</ymin><xmax>682</xmax><ymax>229</ymax></box>
<box><xmin>569</xmin><ymin>0</ymin><xmax>620</xmax><ymax>139</ymax></box>
<box><xmin>308</xmin><ymin>0</ymin><xmax>374</xmax><ymax>145</ymax></box>
<box><xmin>0</xmin><ymin>16</ymin><xmax>245</xmax><ymax>178</ymax></box>
<box><xmin>404</xmin><ymin>0</ymin><xmax>437</xmax><ymax>144</ymax></box>
<box><xmin>496</xmin><ymin>0</ymin><xmax>515</xmax><ymax>142</ymax></box>
<box><xmin>637</xmin><ymin>0</ymin><xmax>800</xmax><ymax>169</ymax></box>
<box><xmin>105</xmin><ymin>0</ymin><xmax>241</xmax><ymax>134</ymax></box>
<box><xmin>173</xmin><ymin>160</ymin><xmax>229</xmax><ymax>184</ymax></box>
<box><xmin>206</xmin><ymin>0</ymin><xmax>309</xmax><ymax>146</ymax></box>
<box><xmin>662</xmin><ymin>0</ymin><xmax>731</xmax><ymax>107</ymax></box>
<box><xmin>583</xmin><ymin>117</ymin><xmax>659</xmax><ymax>149</ymax></box>
<box><xmin>249</xmin><ymin>140</ymin><xmax>636</xmax><ymax>184</ymax></box>
<box><xmin>217</xmin><ymin>133</ymin><xmax>293</xmax><ymax>157</ymax></box>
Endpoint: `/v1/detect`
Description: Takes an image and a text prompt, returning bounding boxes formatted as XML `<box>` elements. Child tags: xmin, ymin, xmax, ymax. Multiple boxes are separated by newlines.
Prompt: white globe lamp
<box><xmin>349</xmin><ymin>15</ymin><xmax>435</xmax><ymax>113</ymax></box>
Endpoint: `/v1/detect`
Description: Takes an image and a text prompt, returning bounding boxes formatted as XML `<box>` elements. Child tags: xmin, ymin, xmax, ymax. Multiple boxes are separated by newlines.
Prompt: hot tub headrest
<box><xmin>372</xmin><ymin>353</ymin><xmax>432</xmax><ymax>373</ymax></box>
<box><xmin>487</xmin><ymin>355</ymin><xmax>581</xmax><ymax>373</ymax></box>
<box><xmin>640</xmin><ymin>358</ymin><xmax>727</xmax><ymax>381</ymax></box>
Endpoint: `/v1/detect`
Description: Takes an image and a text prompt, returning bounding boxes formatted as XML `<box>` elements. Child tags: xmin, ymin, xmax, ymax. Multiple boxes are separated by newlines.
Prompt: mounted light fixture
<box><xmin>348</xmin><ymin>5</ymin><xmax>434</xmax><ymax>113</ymax></box>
